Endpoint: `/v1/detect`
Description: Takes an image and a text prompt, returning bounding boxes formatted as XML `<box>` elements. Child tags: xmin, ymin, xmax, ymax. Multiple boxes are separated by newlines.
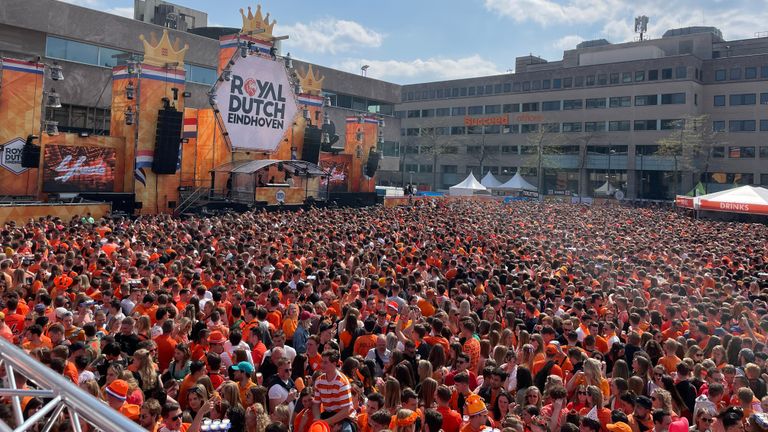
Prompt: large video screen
<box><xmin>43</xmin><ymin>145</ymin><xmax>116</xmax><ymax>192</ymax></box>
<box><xmin>319</xmin><ymin>153</ymin><xmax>352</xmax><ymax>193</ymax></box>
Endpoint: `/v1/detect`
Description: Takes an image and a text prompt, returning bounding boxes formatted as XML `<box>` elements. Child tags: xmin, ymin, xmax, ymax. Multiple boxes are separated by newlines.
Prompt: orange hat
<box><xmin>545</xmin><ymin>344</ymin><xmax>559</xmax><ymax>356</ymax></box>
<box><xmin>309</xmin><ymin>421</ymin><xmax>331</xmax><ymax>432</ymax></box>
<box><xmin>105</xmin><ymin>379</ymin><xmax>129</xmax><ymax>400</ymax></box>
<box><xmin>54</xmin><ymin>275</ymin><xmax>73</xmax><ymax>289</ymax></box>
<box><xmin>607</xmin><ymin>423</ymin><xmax>633</xmax><ymax>432</ymax></box>
<box><xmin>465</xmin><ymin>394</ymin><xmax>487</xmax><ymax>417</ymax></box>
<box><xmin>119</xmin><ymin>403</ymin><xmax>140</xmax><ymax>420</ymax></box>
<box><xmin>208</xmin><ymin>331</ymin><xmax>227</xmax><ymax>345</ymax></box>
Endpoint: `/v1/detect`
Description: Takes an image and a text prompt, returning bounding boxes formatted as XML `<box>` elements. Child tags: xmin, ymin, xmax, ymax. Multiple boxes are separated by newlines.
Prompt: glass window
<box><xmin>468</xmin><ymin>106</ymin><xmax>483</xmax><ymax>115</ymax></box>
<box><xmin>634</xmin><ymin>120</ymin><xmax>658</xmax><ymax>131</ymax></box>
<box><xmin>542</xmin><ymin>101</ymin><xmax>561</xmax><ymax>111</ymax></box>
<box><xmin>435</xmin><ymin>108</ymin><xmax>450</xmax><ymax>117</ymax></box>
<box><xmin>609</xmin><ymin>120</ymin><xmax>630</xmax><ymax>132</ymax></box>
<box><xmin>485</xmin><ymin>105</ymin><xmax>501</xmax><ymax>114</ymax></box>
<box><xmin>421</xmin><ymin>109</ymin><xmax>434</xmax><ymax>118</ymax></box>
<box><xmin>761</xmin><ymin>93</ymin><xmax>768</xmax><ymax>105</ymax></box>
<box><xmin>468</xmin><ymin>86</ymin><xmax>476</xmax><ymax>96</ymax></box>
<box><xmin>563</xmin><ymin>77</ymin><xmax>572</xmax><ymax>88</ymax></box>
<box><xmin>476</xmin><ymin>86</ymin><xmax>484</xmax><ymax>96</ymax></box>
<box><xmin>494</xmin><ymin>84</ymin><xmax>502</xmax><ymax>93</ymax></box>
<box><xmin>485</xmin><ymin>85</ymin><xmax>493</xmax><ymax>94</ymax></box>
<box><xmin>728</xmin><ymin>146</ymin><xmax>756</xmax><ymax>158</ymax></box>
<box><xmin>745</xmin><ymin>67</ymin><xmax>757</xmax><ymax>79</ymax></box>
<box><xmin>563</xmin><ymin>99</ymin><xmax>583</xmax><ymax>110</ymax></box>
<box><xmin>761</xmin><ymin>120</ymin><xmax>768</xmax><ymax>132</ymax></box>
<box><xmin>501</xmin><ymin>146</ymin><xmax>517</xmax><ymax>154</ymax></box>
<box><xmin>597</xmin><ymin>74</ymin><xmax>607</xmax><ymax>85</ymax></box>
<box><xmin>451</xmin><ymin>107</ymin><xmax>466</xmax><ymax>116</ymax></box>
<box><xmin>661</xmin><ymin>93</ymin><xmax>686</xmax><ymax>104</ymax></box>
<box><xmin>585</xmin><ymin>75</ymin><xmax>595</xmax><ymax>86</ymax></box>
<box><xmin>467</xmin><ymin>126</ymin><xmax>483</xmax><ymax>135</ymax></box>
<box><xmin>521</xmin><ymin>124</ymin><xmax>538</xmax><ymax>133</ymax></box>
<box><xmin>729</xmin><ymin>120</ymin><xmax>756</xmax><ymax>132</ymax></box>
<box><xmin>542</xmin><ymin>123</ymin><xmax>559</xmax><ymax>133</ymax></box>
<box><xmin>635</xmin><ymin>95</ymin><xmax>658</xmax><ymax>106</ymax></box>
<box><xmin>434</xmin><ymin>127</ymin><xmax>449</xmax><ymax>135</ymax></box>
<box><xmin>503</xmin><ymin>83</ymin><xmax>512</xmax><ymax>92</ymax></box>
<box><xmin>610</xmin><ymin>73</ymin><xmax>620</xmax><ymax>84</ymax></box>
<box><xmin>522</xmin><ymin>81</ymin><xmax>531</xmax><ymax>91</ymax></box>
<box><xmin>730</xmin><ymin>67</ymin><xmax>742</xmax><ymax>80</ymax></box>
<box><xmin>714</xmin><ymin>95</ymin><xmax>726</xmax><ymax>106</ymax></box>
<box><xmin>675</xmin><ymin>66</ymin><xmax>687</xmax><ymax>79</ymax></box>
<box><xmin>46</xmin><ymin>36</ymin><xmax>99</xmax><ymax>65</ymax></box>
<box><xmin>729</xmin><ymin>94</ymin><xmax>757</xmax><ymax>105</ymax></box>
<box><xmin>187</xmin><ymin>65</ymin><xmax>217</xmax><ymax>85</ymax></box>
<box><xmin>661</xmin><ymin>119</ymin><xmax>684</xmax><ymax>130</ymax></box>
<box><xmin>762</xmin><ymin>66</ymin><xmax>768</xmax><ymax>78</ymax></box>
<box><xmin>452</xmin><ymin>88</ymin><xmax>459</xmax><ymax>97</ymax></box>
<box><xmin>99</xmin><ymin>47</ymin><xmax>127</xmax><ymax>67</ymax></box>
<box><xmin>622</xmin><ymin>72</ymin><xmax>632</xmax><ymax>83</ymax></box>
<box><xmin>485</xmin><ymin>125</ymin><xmax>501</xmax><ymax>134</ymax></box>
<box><xmin>761</xmin><ymin>147</ymin><xmax>768</xmax><ymax>158</ymax></box>
<box><xmin>574</xmin><ymin>76</ymin><xmax>584</xmax><ymax>87</ymax></box>
<box><xmin>662</xmin><ymin>68</ymin><xmax>673</xmax><ymax>79</ymax></box>
<box><xmin>715</xmin><ymin>69</ymin><xmax>726</xmax><ymax>81</ymax></box>
<box><xmin>419</xmin><ymin>164</ymin><xmax>433</xmax><ymax>173</ymax></box>
<box><xmin>562</xmin><ymin>122</ymin><xmax>582</xmax><ymax>132</ymax></box>
<box><xmin>635</xmin><ymin>71</ymin><xmax>645</xmax><ymax>81</ymax></box>
<box><xmin>521</xmin><ymin>102</ymin><xmax>539</xmax><ymax>112</ymax></box>
<box><xmin>585</xmin><ymin>122</ymin><xmax>606</xmax><ymax>132</ymax></box>
<box><xmin>407</xmin><ymin>110</ymin><xmax>421</xmax><ymax>118</ymax></box>
<box><xmin>648</xmin><ymin>70</ymin><xmax>659</xmax><ymax>81</ymax></box>
<box><xmin>513</xmin><ymin>82</ymin><xmax>522</xmax><ymax>91</ymax></box>
<box><xmin>450</xmin><ymin>126</ymin><xmax>465</xmax><ymax>135</ymax></box>
<box><xmin>503</xmin><ymin>124</ymin><xmax>519</xmax><ymax>134</ymax></box>
<box><xmin>713</xmin><ymin>121</ymin><xmax>725</xmax><ymax>132</ymax></box>
<box><xmin>609</xmin><ymin>96</ymin><xmax>631</xmax><ymax>108</ymax></box>
<box><xmin>337</xmin><ymin>94</ymin><xmax>352</xmax><ymax>108</ymax></box>
<box><xmin>552</xmin><ymin>79</ymin><xmax>561</xmax><ymax>89</ymax></box>
<box><xmin>542</xmin><ymin>80</ymin><xmax>551</xmax><ymax>90</ymax></box>
<box><xmin>502</xmin><ymin>104</ymin><xmax>519</xmax><ymax>113</ymax></box>
<box><xmin>442</xmin><ymin>165</ymin><xmax>458</xmax><ymax>174</ymax></box>
<box><xmin>712</xmin><ymin>147</ymin><xmax>725</xmax><ymax>158</ymax></box>
<box><xmin>586</xmin><ymin>98</ymin><xmax>606</xmax><ymax>109</ymax></box>
<box><xmin>532</xmin><ymin>80</ymin><xmax>541</xmax><ymax>90</ymax></box>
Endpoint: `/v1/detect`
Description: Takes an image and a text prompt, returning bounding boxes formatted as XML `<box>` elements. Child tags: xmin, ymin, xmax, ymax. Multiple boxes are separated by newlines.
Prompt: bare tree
<box><xmin>525</xmin><ymin>125</ymin><xmax>563</xmax><ymax>194</ymax></box>
<box><xmin>465</xmin><ymin>134</ymin><xmax>498</xmax><ymax>177</ymax></box>
<box><xmin>413</xmin><ymin>127</ymin><xmax>459</xmax><ymax>190</ymax></box>
<box><xmin>575</xmin><ymin>130</ymin><xmax>605</xmax><ymax>196</ymax></box>
<box><xmin>655</xmin><ymin>114</ymin><xmax>722</xmax><ymax>195</ymax></box>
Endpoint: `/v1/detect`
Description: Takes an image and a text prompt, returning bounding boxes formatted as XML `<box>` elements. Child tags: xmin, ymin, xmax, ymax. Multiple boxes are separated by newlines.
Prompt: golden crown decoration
<box><xmin>240</xmin><ymin>5</ymin><xmax>276</xmax><ymax>39</ymax></box>
<box><xmin>138</xmin><ymin>29</ymin><xmax>188</xmax><ymax>67</ymax></box>
<box><xmin>297</xmin><ymin>65</ymin><xmax>325</xmax><ymax>96</ymax></box>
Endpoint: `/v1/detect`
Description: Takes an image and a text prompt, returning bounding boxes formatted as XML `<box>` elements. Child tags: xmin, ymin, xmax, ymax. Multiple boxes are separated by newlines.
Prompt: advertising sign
<box><xmin>214</xmin><ymin>54</ymin><xmax>298</xmax><ymax>152</ymax></box>
<box><xmin>319</xmin><ymin>153</ymin><xmax>352</xmax><ymax>193</ymax></box>
<box><xmin>43</xmin><ymin>145</ymin><xmax>116</xmax><ymax>192</ymax></box>
<box><xmin>0</xmin><ymin>137</ymin><xmax>28</xmax><ymax>175</ymax></box>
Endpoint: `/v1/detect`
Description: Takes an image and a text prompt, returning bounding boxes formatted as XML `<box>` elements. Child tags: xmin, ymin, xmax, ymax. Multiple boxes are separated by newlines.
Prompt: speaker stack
<box><xmin>152</xmin><ymin>109</ymin><xmax>183</xmax><ymax>174</ymax></box>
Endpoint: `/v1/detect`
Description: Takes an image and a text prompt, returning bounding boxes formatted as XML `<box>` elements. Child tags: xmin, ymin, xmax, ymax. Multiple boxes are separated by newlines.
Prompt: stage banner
<box><xmin>319</xmin><ymin>153</ymin><xmax>352</xmax><ymax>193</ymax></box>
<box><xmin>42</xmin><ymin>145</ymin><xmax>116</xmax><ymax>192</ymax></box>
<box><xmin>214</xmin><ymin>54</ymin><xmax>298</xmax><ymax>152</ymax></box>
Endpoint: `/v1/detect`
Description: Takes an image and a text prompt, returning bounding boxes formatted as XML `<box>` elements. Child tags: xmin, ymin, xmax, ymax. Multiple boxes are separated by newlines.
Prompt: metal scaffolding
<box><xmin>0</xmin><ymin>336</ymin><xmax>144</xmax><ymax>432</ymax></box>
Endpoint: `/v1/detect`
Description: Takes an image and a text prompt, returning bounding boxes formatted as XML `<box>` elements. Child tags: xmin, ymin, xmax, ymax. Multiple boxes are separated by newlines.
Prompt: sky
<box><xmin>62</xmin><ymin>0</ymin><xmax>768</xmax><ymax>84</ymax></box>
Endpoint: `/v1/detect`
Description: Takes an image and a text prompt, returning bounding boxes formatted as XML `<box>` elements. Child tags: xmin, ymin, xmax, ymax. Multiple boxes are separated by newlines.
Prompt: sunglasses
<box><xmin>171</xmin><ymin>413</ymin><xmax>182</xmax><ymax>421</ymax></box>
<box><xmin>702</xmin><ymin>418</ymin><xmax>714</xmax><ymax>423</ymax></box>
<box><xmin>577</xmin><ymin>391</ymin><xmax>587</xmax><ymax>395</ymax></box>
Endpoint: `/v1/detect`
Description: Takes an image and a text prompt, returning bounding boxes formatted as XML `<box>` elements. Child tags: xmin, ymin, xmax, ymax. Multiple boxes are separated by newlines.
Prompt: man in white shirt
<box><xmin>267</xmin><ymin>358</ymin><xmax>297</xmax><ymax>413</ymax></box>
<box><xmin>365</xmin><ymin>335</ymin><xmax>391</xmax><ymax>377</ymax></box>
<box><xmin>262</xmin><ymin>330</ymin><xmax>296</xmax><ymax>363</ymax></box>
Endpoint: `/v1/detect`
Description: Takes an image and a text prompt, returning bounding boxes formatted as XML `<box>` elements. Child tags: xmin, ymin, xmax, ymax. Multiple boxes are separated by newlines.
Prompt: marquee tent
<box><xmin>449</xmin><ymin>173</ymin><xmax>488</xmax><ymax>196</ymax></box>
<box><xmin>480</xmin><ymin>171</ymin><xmax>502</xmax><ymax>188</ymax></box>
<box><xmin>496</xmin><ymin>172</ymin><xmax>537</xmax><ymax>191</ymax></box>
<box><xmin>594</xmin><ymin>181</ymin><xmax>618</xmax><ymax>196</ymax></box>
<box><xmin>676</xmin><ymin>185</ymin><xmax>768</xmax><ymax>215</ymax></box>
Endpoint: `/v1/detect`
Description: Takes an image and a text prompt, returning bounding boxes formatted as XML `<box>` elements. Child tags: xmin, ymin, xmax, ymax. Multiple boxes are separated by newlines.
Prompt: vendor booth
<box><xmin>449</xmin><ymin>173</ymin><xmax>488</xmax><ymax>196</ymax></box>
<box><xmin>493</xmin><ymin>172</ymin><xmax>538</xmax><ymax>197</ymax></box>
<box><xmin>676</xmin><ymin>185</ymin><xmax>768</xmax><ymax>216</ymax></box>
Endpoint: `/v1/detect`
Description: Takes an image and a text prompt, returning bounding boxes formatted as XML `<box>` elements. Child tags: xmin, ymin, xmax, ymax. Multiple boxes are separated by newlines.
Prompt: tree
<box><xmin>525</xmin><ymin>125</ymin><xmax>563</xmax><ymax>194</ymax></box>
<box><xmin>655</xmin><ymin>114</ymin><xmax>723</xmax><ymax>195</ymax></box>
<box><xmin>410</xmin><ymin>127</ymin><xmax>459</xmax><ymax>190</ymax></box>
<box><xmin>575</xmin><ymin>130</ymin><xmax>605</xmax><ymax>197</ymax></box>
<box><xmin>465</xmin><ymin>134</ymin><xmax>497</xmax><ymax>178</ymax></box>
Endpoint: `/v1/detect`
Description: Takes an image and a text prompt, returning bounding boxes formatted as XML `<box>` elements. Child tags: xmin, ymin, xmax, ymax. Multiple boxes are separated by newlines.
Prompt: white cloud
<box><xmin>484</xmin><ymin>0</ymin><xmax>768</xmax><ymax>43</ymax></box>
<box><xmin>334</xmin><ymin>55</ymin><xmax>503</xmax><ymax>84</ymax></box>
<box><xmin>105</xmin><ymin>7</ymin><xmax>133</xmax><ymax>18</ymax></box>
<box><xmin>59</xmin><ymin>0</ymin><xmax>133</xmax><ymax>18</ymax></box>
<box><xmin>554</xmin><ymin>35</ymin><xmax>585</xmax><ymax>50</ymax></box>
<box><xmin>277</xmin><ymin>18</ymin><xmax>384</xmax><ymax>55</ymax></box>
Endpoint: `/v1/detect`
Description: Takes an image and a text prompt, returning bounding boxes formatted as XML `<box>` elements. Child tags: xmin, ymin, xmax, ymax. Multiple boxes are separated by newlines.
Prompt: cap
<box><xmin>669</xmin><ymin>417</ymin><xmax>689</xmax><ymax>432</ymax></box>
<box><xmin>232</xmin><ymin>361</ymin><xmax>254</xmax><ymax>375</ymax></box>
<box><xmin>465</xmin><ymin>393</ymin><xmax>487</xmax><ymax>417</ymax></box>
<box><xmin>308</xmin><ymin>421</ymin><xmax>331</xmax><ymax>432</ymax></box>
<box><xmin>300</xmin><ymin>311</ymin><xmax>312</xmax><ymax>321</ymax></box>
<box><xmin>545</xmin><ymin>344</ymin><xmax>559</xmax><ymax>356</ymax></box>
<box><xmin>34</xmin><ymin>304</ymin><xmax>45</xmax><ymax>314</ymax></box>
<box><xmin>55</xmin><ymin>307</ymin><xmax>70</xmax><ymax>319</ymax></box>
<box><xmin>636</xmin><ymin>395</ymin><xmax>652</xmax><ymax>409</ymax></box>
<box><xmin>105</xmin><ymin>379</ymin><xmax>129</xmax><ymax>400</ymax></box>
<box><xmin>387</xmin><ymin>301</ymin><xmax>399</xmax><ymax>313</ymax></box>
<box><xmin>606</xmin><ymin>423</ymin><xmax>633</xmax><ymax>432</ymax></box>
<box><xmin>208</xmin><ymin>331</ymin><xmax>227</xmax><ymax>345</ymax></box>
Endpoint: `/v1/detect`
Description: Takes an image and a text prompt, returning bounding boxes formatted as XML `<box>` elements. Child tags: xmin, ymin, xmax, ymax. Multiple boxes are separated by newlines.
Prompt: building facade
<box><xmin>391</xmin><ymin>27</ymin><xmax>768</xmax><ymax>198</ymax></box>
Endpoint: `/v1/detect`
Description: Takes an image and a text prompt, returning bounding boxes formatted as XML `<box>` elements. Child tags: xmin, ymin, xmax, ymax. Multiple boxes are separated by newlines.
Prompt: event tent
<box><xmin>480</xmin><ymin>171</ymin><xmax>502</xmax><ymax>188</ymax></box>
<box><xmin>495</xmin><ymin>172</ymin><xmax>537</xmax><ymax>191</ymax></box>
<box><xmin>676</xmin><ymin>185</ymin><xmax>768</xmax><ymax>215</ymax></box>
<box><xmin>449</xmin><ymin>173</ymin><xmax>488</xmax><ymax>196</ymax></box>
<box><xmin>594</xmin><ymin>181</ymin><xmax>618</xmax><ymax>196</ymax></box>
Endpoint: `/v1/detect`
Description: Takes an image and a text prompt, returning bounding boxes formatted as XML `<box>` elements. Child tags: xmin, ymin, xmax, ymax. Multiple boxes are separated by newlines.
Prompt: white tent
<box><xmin>496</xmin><ymin>172</ymin><xmax>537</xmax><ymax>191</ymax></box>
<box><xmin>480</xmin><ymin>171</ymin><xmax>502</xmax><ymax>188</ymax></box>
<box><xmin>594</xmin><ymin>181</ymin><xmax>618</xmax><ymax>195</ymax></box>
<box><xmin>694</xmin><ymin>185</ymin><xmax>768</xmax><ymax>215</ymax></box>
<box><xmin>449</xmin><ymin>173</ymin><xmax>488</xmax><ymax>196</ymax></box>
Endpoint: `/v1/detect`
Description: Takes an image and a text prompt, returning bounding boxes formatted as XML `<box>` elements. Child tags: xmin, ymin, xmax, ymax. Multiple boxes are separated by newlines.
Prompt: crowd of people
<box><xmin>0</xmin><ymin>199</ymin><xmax>767</xmax><ymax>432</ymax></box>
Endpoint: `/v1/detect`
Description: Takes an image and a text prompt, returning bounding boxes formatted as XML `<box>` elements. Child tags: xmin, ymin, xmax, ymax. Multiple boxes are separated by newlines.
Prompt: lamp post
<box><xmin>607</xmin><ymin>147</ymin><xmax>615</xmax><ymax>188</ymax></box>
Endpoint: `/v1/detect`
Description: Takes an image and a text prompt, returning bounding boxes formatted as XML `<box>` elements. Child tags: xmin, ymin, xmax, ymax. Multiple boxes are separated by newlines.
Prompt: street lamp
<box><xmin>607</xmin><ymin>147</ymin><xmax>616</xmax><ymax>186</ymax></box>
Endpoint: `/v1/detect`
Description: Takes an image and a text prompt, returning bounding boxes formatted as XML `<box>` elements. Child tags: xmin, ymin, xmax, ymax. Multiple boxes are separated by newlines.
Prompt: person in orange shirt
<box><xmin>460</xmin><ymin>394</ymin><xmax>492</xmax><ymax>432</ymax></box>
<box><xmin>461</xmin><ymin>320</ymin><xmax>481</xmax><ymax>374</ymax></box>
<box><xmin>532</xmin><ymin>344</ymin><xmax>565</xmax><ymax>380</ymax></box>
<box><xmin>658</xmin><ymin>339</ymin><xmax>682</xmax><ymax>374</ymax></box>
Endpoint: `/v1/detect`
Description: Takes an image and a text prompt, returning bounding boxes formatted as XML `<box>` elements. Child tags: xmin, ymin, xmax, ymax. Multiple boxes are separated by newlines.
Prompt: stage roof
<box><xmin>211</xmin><ymin>159</ymin><xmax>327</xmax><ymax>176</ymax></box>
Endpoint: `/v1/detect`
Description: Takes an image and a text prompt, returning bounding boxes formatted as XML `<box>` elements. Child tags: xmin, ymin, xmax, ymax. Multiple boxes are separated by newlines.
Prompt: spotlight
<box><xmin>356</xmin><ymin>130</ymin><xmax>364</xmax><ymax>142</ymax></box>
<box><xmin>378</xmin><ymin>136</ymin><xmax>384</xmax><ymax>145</ymax></box>
<box><xmin>269</xmin><ymin>46</ymin><xmax>278</xmax><ymax>60</ymax></box>
<box><xmin>222</xmin><ymin>69</ymin><xmax>232</xmax><ymax>82</ymax></box>
<box><xmin>284</xmin><ymin>52</ymin><xmax>293</xmax><ymax>69</ymax></box>
<box><xmin>323</xmin><ymin>96</ymin><xmax>332</xmax><ymax>107</ymax></box>
<box><xmin>50</xmin><ymin>62</ymin><xmax>64</xmax><ymax>81</ymax></box>
<box><xmin>357</xmin><ymin>115</ymin><xmax>365</xmax><ymax>124</ymax></box>
<box><xmin>240</xmin><ymin>44</ymin><xmax>248</xmax><ymax>58</ymax></box>
<box><xmin>46</xmin><ymin>89</ymin><xmax>62</xmax><ymax>108</ymax></box>
<box><xmin>126</xmin><ymin>60</ymin><xmax>138</xmax><ymax>75</ymax></box>
<box><xmin>378</xmin><ymin>117</ymin><xmax>386</xmax><ymax>128</ymax></box>
<box><xmin>321</xmin><ymin>132</ymin><xmax>330</xmax><ymax>144</ymax></box>
<box><xmin>208</xmin><ymin>93</ymin><xmax>216</xmax><ymax>106</ymax></box>
<box><xmin>44</xmin><ymin>120</ymin><xmax>59</xmax><ymax>136</ymax></box>
<box><xmin>303</xmin><ymin>108</ymin><xmax>310</xmax><ymax>120</ymax></box>
<box><xmin>294</xmin><ymin>84</ymin><xmax>303</xmax><ymax>95</ymax></box>
<box><xmin>324</xmin><ymin>115</ymin><xmax>331</xmax><ymax>126</ymax></box>
<box><xmin>125</xmin><ymin>106</ymin><xmax>134</xmax><ymax>125</ymax></box>
<box><xmin>126</xmin><ymin>81</ymin><xmax>135</xmax><ymax>100</ymax></box>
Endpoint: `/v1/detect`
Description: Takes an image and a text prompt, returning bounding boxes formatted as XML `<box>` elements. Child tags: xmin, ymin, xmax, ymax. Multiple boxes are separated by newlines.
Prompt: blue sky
<box><xmin>65</xmin><ymin>0</ymin><xmax>768</xmax><ymax>84</ymax></box>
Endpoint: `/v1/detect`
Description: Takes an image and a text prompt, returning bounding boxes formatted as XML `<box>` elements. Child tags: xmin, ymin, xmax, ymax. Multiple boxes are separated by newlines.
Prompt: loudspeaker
<box><xmin>21</xmin><ymin>135</ymin><xmax>40</xmax><ymax>168</ymax></box>
<box><xmin>364</xmin><ymin>151</ymin><xmax>381</xmax><ymax>177</ymax></box>
<box><xmin>152</xmin><ymin>109</ymin><xmax>183</xmax><ymax>174</ymax></box>
<box><xmin>302</xmin><ymin>126</ymin><xmax>322</xmax><ymax>164</ymax></box>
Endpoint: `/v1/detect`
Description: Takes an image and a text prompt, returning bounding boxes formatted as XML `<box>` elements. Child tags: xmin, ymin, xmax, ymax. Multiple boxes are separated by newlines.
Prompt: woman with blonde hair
<box><xmin>271</xmin><ymin>403</ymin><xmax>291</xmax><ymax>426</ymax></box>
<box><xmin>651</xmin><ymin>388</ymin><xmax>678</xmax><ymax>417</ymax></box>
<box><xmin>219</xmin><ymin>381</ymin><xmax>243</xmax><ymax>410</ymax></box>
<box><xmin>135</xmin><ymin>315</ymin><xmax>151</xmax><ymax>341</ymax></box>
<box><xmin>392</xmin><ymin>408</ymin><xmax>420</xmax><ymax>432</ymax></box>
<box><xmin>130</xmin><ymin>348</ymin><xmax>162</xmax><ymax>400</ymax></box>
<box><xmin>418</xmin><ymin>378</ymin><xmax>438</xmax><ymax>410</ymax></box>
<box><xmin>383</xmin><ymin>377</ymin><xmax>401</xmax><ymax>415</ymax></box>
<box><xmin>518</xmin><ymin>344</ymin><xmax>535</xmax><ymax>371</ymax></box>
<box><xmin>567</xmin><ymin>358</ymin><xmax>609</xmax><ymax>398</ymax></box>
<box><xmin>417</xmin><ymin>360</ymin><xmax>433</xmax><ymax>384</ymax></box>
<box><xmin>245</xmin><ymin>401</ymin><xmax>271</xmax><ymax>432</ymax></box>
<box><xmin>79</xmin><ymin>379</ymin><xmax>101</xmax><ymax>399</ymax></box>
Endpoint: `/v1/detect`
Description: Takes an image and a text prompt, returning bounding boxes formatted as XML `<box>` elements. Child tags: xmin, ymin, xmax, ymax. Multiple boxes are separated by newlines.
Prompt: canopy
<box><xmin>594</xmin><ymin>181</ymin><xmax>618</xmax><ymax>195</ymax></box>
<box><xmin>495</xmin><ymin>172</ymin><xmax>537</xmax><ymax>191</ymax></box>
<box><xmin>210</xmin><ymin>159</ymin><xmax>327</xmax><ymax>176</ymax></box>
<box><xmin>679</xmin><ymin>185</ymin><xmax>768</xmax><ymax>215</ymax></box>
<box><xmin>686</xmin><ymin>182</ymin><xmax>707</xmax><ymax>197</ymax></box>
<box><xmin>449</xmin><ymin>173</ymin><xmax>488</xmax><ymax>196</ymax></box>
<box><xmin>480</xmin><ymin>171</ymin><xmax>502</xmax><ymax>188</ymax></box>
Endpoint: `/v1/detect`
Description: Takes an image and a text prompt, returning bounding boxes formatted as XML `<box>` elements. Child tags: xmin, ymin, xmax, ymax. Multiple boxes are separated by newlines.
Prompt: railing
<box><xmin>0</xmin><ymin>336</ymin><xmax>144</xmax><ymax>432</ymax></box>
<box><xmin>175</xmin><ymin>185</ymin><xmax>209</xmax><ymax>215</ymax></box>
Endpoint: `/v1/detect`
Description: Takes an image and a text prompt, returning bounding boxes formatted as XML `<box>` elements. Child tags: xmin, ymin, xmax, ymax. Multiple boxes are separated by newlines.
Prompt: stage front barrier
<box><xmin>0</xmin><ymin>202</ymin><xmax>111</xmax><ymax>225</ymax></box>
